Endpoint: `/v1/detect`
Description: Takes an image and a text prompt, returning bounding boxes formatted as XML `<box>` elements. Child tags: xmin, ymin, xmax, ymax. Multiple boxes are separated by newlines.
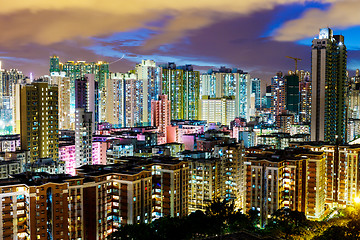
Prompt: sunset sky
<box><xmin>0</xmin><ymin>0</ymin><xmax>359</xmax><ymax>81</ymax></box>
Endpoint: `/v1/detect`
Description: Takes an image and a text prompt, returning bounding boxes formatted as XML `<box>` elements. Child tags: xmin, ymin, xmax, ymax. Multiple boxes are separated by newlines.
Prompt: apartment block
<box><xmin>291</xmin><ymin>143</ymin><xmax>360</xmax><ymax>208</ymax></box>
<box><xmin>0</xmin><ymin>168</ymin><xmax>153</xmax><ymax>240</ymax></box>
<box><xmin>213</xmin><ymin>143</ymin><xmax>245</xmax><ymax>209</ymax></box>
<box><xmin>20</xmin><ymin>81</ymin><xmax>59</xmax><ymax>164</ymax></box>
<box><xmin>187</xmin><ymin>158</ymin><xmax>220</xmax><ymax>213</ymax></box>
<box><xmin>244</xmin><ymin>148</ymin><xmax>326</xmax><ymax>225</ymax></box>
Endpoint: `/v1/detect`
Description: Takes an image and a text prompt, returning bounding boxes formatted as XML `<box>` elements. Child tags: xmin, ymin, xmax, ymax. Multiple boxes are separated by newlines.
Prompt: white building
<box><xmin>200</xmin><ymin>96</ymin><xmax>235</xmax><ymax>126</ymax></box>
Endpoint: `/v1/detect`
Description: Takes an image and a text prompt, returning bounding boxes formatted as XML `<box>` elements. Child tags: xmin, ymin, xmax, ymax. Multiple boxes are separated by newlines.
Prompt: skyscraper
<box><xmin>106</xmin><ymin>73</ymin><xmax>126</xmax><ymax>127</ymax></box>
<box><xmin>135</xmin><ymin>60</ymin><xmax>161</xmax><ymax>126</ymax></box>
<box><xmin>75</xmin><ymin>108</ymin><xmax>92</xmax><ymax>167</ymax></box>
<box><xmin>311</xmin><ymin>28</ymin><xmax>347</xmax><ymax>144</ymax></box>
<box><xmin>0</xmin><ymin>64</ymin><xmax>24</xmax><ymax>134</ymax></box>
<box><xmin>124</xmin><ymin>73</ymin><xmax>143</xmax><ymax>127</ymax></box>
<box><xmin>20</xmin><ymin>80</ymin><xmax>59</xmax><ymax>164</ymax></box>
<box><xmin>49</xmin><ymin>56</ymin><xmax>109</xmax><ymax>126</ymax></box>
<box><xmin>106</xmin><ymin>72</ymin><xmax>145</xmax><ymax>128</ymax></box>
<box><xmin>299</xmin><ymin>71</ymin><xmax>311</xmax><ymax>123</ymax></box>
<box><xmin>251</xmin><ymin>78</ymin><xmax>261</xmax><ymax>109</ymax></box>
<box><xmin>74</xmin><ymin>75</ymin><xmax>98</xmax><ymax>131</ymax></box>
<box><xmin>161</xmin><ymin>63</ymin><xmax>200</xmax><ymax>120</ymax></box>
<box><xmin>49</xmin><ymin>72</ymin><xmax>71</xmax><ymax>130</ymax></box>
<box><xmin>271</xmin><ymin>72</ymin><xmax>286</xmax><ymax>118</ymax></box>
<box><xmin>200</xmin><ymin>67</ymin><xmax>251</xmax><ymax>120</ymax></box>
<box><xmin>151</xmin><ymin>95</ymin><xmax>171</xmax><ymax>144</ymax></box>
<box><xmin>285</xmin><ymin>74</ymin><xmax>299</xmax><ymax>115</ymax></box>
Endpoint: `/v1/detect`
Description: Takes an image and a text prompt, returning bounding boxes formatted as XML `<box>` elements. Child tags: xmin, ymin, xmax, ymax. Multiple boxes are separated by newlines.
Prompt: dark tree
<box><xmin>266</xmin><ymin>208</ymin><xmax>308</xmax><ymax>239</ymax></box>
<box><xmin>108</xmin><ymin>223</ymin><xmax>156</xmax><ymax>240</ymax></box>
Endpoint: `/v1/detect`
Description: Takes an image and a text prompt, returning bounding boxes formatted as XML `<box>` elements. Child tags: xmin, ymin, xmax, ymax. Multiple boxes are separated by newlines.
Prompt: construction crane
<box><xmin>286</xmin><ymin>56</ymin><xmax>302</xmax><ymax>73</ymax></box>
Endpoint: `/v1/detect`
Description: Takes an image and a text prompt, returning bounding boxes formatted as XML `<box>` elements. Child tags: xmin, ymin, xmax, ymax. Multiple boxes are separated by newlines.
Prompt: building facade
<box><xmin>161</xmin><ymin>63</ymin><xmax>200</xmax><ymax>120</ymax></box>
<box><xmin>311</xmin><ymin>28</ymin><xmax>347</xmax><ymax>144</ymax></box>
<box><xmin>20</xmin><ymin>81</ymin><xmax>59</xmax><ymax>164</ymax></box>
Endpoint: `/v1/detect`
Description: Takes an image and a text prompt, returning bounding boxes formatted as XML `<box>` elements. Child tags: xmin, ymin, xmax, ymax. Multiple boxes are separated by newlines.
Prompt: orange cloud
<box><xmin>0</xmin><ymin>0</ymin><xmax>334</xmax><ymax>48</ymax></box>
<box><xmin>275</xmin><ymin>0</ymin><xmax>357</xmax><ymax>41</ymax></box>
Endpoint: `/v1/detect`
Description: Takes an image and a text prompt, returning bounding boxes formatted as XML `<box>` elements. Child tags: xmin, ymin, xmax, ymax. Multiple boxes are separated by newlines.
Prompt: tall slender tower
<box><xmin>151</xmin><ymin>95</ymin><xmax>171</xmax><ymax>144</ymax></box>
<box><xmin>135</xmin><ymin>60</ymin><xmax>161</xmax><ymax>126</ymax></box>
<box><xmin>75</xmin><ymin>108</ymin><xmax>93</xmax><ymax>167</ymax></box>
<box><xmin>311</xmin><ymin>28</ymin><xmax>347</xmax><ymax>144</ymax></box>
<box><xmin>271</xmin><ymin>72</ymin><xmax>286</xmax><ymax>118</ymax></box>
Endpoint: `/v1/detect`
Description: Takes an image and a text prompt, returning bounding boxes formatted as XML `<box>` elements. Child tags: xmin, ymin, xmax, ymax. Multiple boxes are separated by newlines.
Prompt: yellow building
<box><xmin>291</xmin><ymin>143</ymin><xmax>360</xmax><ymax>208</ymax></box>
<box><xmin>200</xmin><ymin>96</ymin><xmax>235</xmax><ymax>126</ymax></box>
<box><xmin>188</xmin><ymin>158</ymin><xmax>220</xmax><ymax>213</ymax></box>
<box><xmin>20</xmin><ymin>81</ymin><xmax>59</xmax><ymax>164</ymax></box>
<box><xmin>0</xmin><ymin>168</ymin><xmax>153</xmax><ymax>240</ymax></box>
<box><xmin>244</xmin><ymin>148</ymin><xmax>327</xmax><ymax>225</ymax></box>
<box><xmin>214</xmin><ymin>143</ymin><xmax>245</xmax><ymax>209</ymax></box>
<box><xmin>161</xmin><ymin>63</ymin><xmax>200</xmax><ymax>120</ymax></box>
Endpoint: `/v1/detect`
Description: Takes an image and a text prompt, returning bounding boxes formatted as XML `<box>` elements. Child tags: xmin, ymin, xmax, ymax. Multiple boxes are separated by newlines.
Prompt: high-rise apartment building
<box><xmin>135</xmin><ymin>60</ymin><xmax>161</xmax><ymax>126</ymax></box>
<box><xmin>49</xmin><ymin>56</ymin><xmax>109</xmax><ymax>125</ymax></box>
<box><xmin>151</xmin><ymin>95</ymin><xmax>171</xmax><ymax>144</ymax></box>
<box><xmin>291</xmin><ymin>143</ymin><xmax>360</xmax><ymax>208</ymax></box>
<box><xmin>143</xmin><ymin>158</ymin><xmax>188</xmax><ymax>220</ymax></box>
<box><xmin>244</xmin><ymin>148</ymin><xmax>326</xmax><ymax>225</ymax></box>
<box><xmin>200</xmin><ymin>71</ymin><xmax>216</xmax><ymax>97</ymax></box>
<box><xmin>201</xmin><ymin>67</ymin><xmax>251</xmax><ymax>120</ymax></box>
<box><xmin>348</xmin><ymin>72</ymin><xmax>360</xmax><ymax>119</ymax></box>
<box><xmin>74</xmin><ymin>75</ymin><xmax>98</xmax><ymax>131</ymax></box>
<box><xmin>213</xmin><ymin>143</ymin><xmax>245</xmax><ymax>209</ymax></box>
<box><xmin>271</xmin><ymin>72</ymin><xmax>286</xmax><ymax>118</ymax></box>
<box><xmin>106</xmin><ymin>73</ymin><xmax>126</xmax><ymax>127</ymax></box>
<box><xmin>161</xmin><ymin>63</ymin><xmax>200</xmax><ymax>120</ymax></box>
<box><xmin>200</xmin><ymin>96</ymin><xmax>236</xmax><ymax>126</ymax></box>
<box><xmin>49</xmin><ymin>72</ymin><xmax>71</xmax><ymax>130</ymax></box>
<box><xmin>299</xmin><ymin>71</ymin><xmax>311</xmax><ymax>123</ymax></box>
<box><xmin>251</xmin><ymin>78</ymin><xmax>261</xmax><ymax>109</ymax></box>
<box><xmin>0</xmin><ymin>169</ymin><xmax>152</xmax><ymax>240</ymax></box>
<box><xmin>188</xmin><ymin>157</ymin><xmax>221</xmax><ymax>213</ymax></box>
<box><xmin>311</xmin><ymin>28</ymin><xmax>347</xmax><ymax>144</ymax></box>
<box><xmin>0</xmin><ymin>64</ymin><xmax>24</xmax><ymax>134</ymax></box>
<box><xmin>285</xmin><ymin>74</ymin><xmax>299</xmax><ymax>115</ymax></box>
<box><xmin>75</xmin><ymin>108</ymin><xmax>92</xmax><ymax>167</ymax></box>
<box><xmin>124</xmin><ymin>73</ymin><xmax>143</xmax><ymax>127</ymax></box>
<box><xmin>106</xmin><ymin>72</ymin><xmax>146</xmax><ymax>128</ymax></box>
<box><xmin>276</xmin><ymin>113</ymin><xmax>294</xmax><ymax>133</ymax></box>
<box><xmin>20</xmin><ymin>81</ymin><xmax>59</xmax><ymax>164</ymax></box>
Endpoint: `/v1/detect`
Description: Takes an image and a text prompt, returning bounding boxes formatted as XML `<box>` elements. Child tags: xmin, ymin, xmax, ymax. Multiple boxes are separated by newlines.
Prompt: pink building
<box><xmin>182</xmin><ymin>134</ymin><xmax>197</xmax><ymax>150</ymax></box>
<box><xmin>59</xmin><ymin>144</ymin><xmax>76</xmax><ymax>176</ymax></box>
<box><xmin>167</xmin><ymin>124</ymin><xmax>205</xmax><ymax>144</ymax></box>
<box><xmin>60</xmin><ymin>141</ymin><xmax>108</xmax><ymax>176</ymax></box>
<box><xmin>92</xmin><ymin>141</ymin><xmax>107</xmax><ymax>165</ymax></box>
<box><xmin>151</xmin><ymin>95</ymin><xmax>171</xmax><ymax>144</ymax></box>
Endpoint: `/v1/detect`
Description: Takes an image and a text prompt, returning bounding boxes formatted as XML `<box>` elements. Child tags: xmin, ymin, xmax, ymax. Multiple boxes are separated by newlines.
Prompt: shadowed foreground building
<box><xmin>0</xmin><ymin>169</ymin><xmax>152</xmax><ymax>240</ymax></box>
<box><xmin>111</xmin><ymin>156</ymin><xmax>189</xmax><ymax>220</ymax></box>
<box><xmin>187</xmin><ymin>157</ymin><xmax>221</xmax><ymax>213</ymax></box>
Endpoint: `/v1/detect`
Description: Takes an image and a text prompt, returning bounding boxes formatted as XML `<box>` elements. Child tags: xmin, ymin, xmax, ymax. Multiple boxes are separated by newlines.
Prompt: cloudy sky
<box><xmin>0</xmin><ymin>0</ymin><xmax>359</xmax><ymax>82</ymax></box>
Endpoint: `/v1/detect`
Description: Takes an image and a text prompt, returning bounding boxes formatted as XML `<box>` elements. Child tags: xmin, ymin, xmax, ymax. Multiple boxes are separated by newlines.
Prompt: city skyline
<box><xmin>1</xmin><ymin>1</ymin><xmax>360</xmax><ymax>239</ymax></box>
<box><xmin>0</xmin><ymin>1</ymin><xmax>360</xmax><ymax>81</ymax></box>
<box><xmin>0</xmin><ymin>25</ymin><xmax>360</xmax><ymax>239</ymax></box>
